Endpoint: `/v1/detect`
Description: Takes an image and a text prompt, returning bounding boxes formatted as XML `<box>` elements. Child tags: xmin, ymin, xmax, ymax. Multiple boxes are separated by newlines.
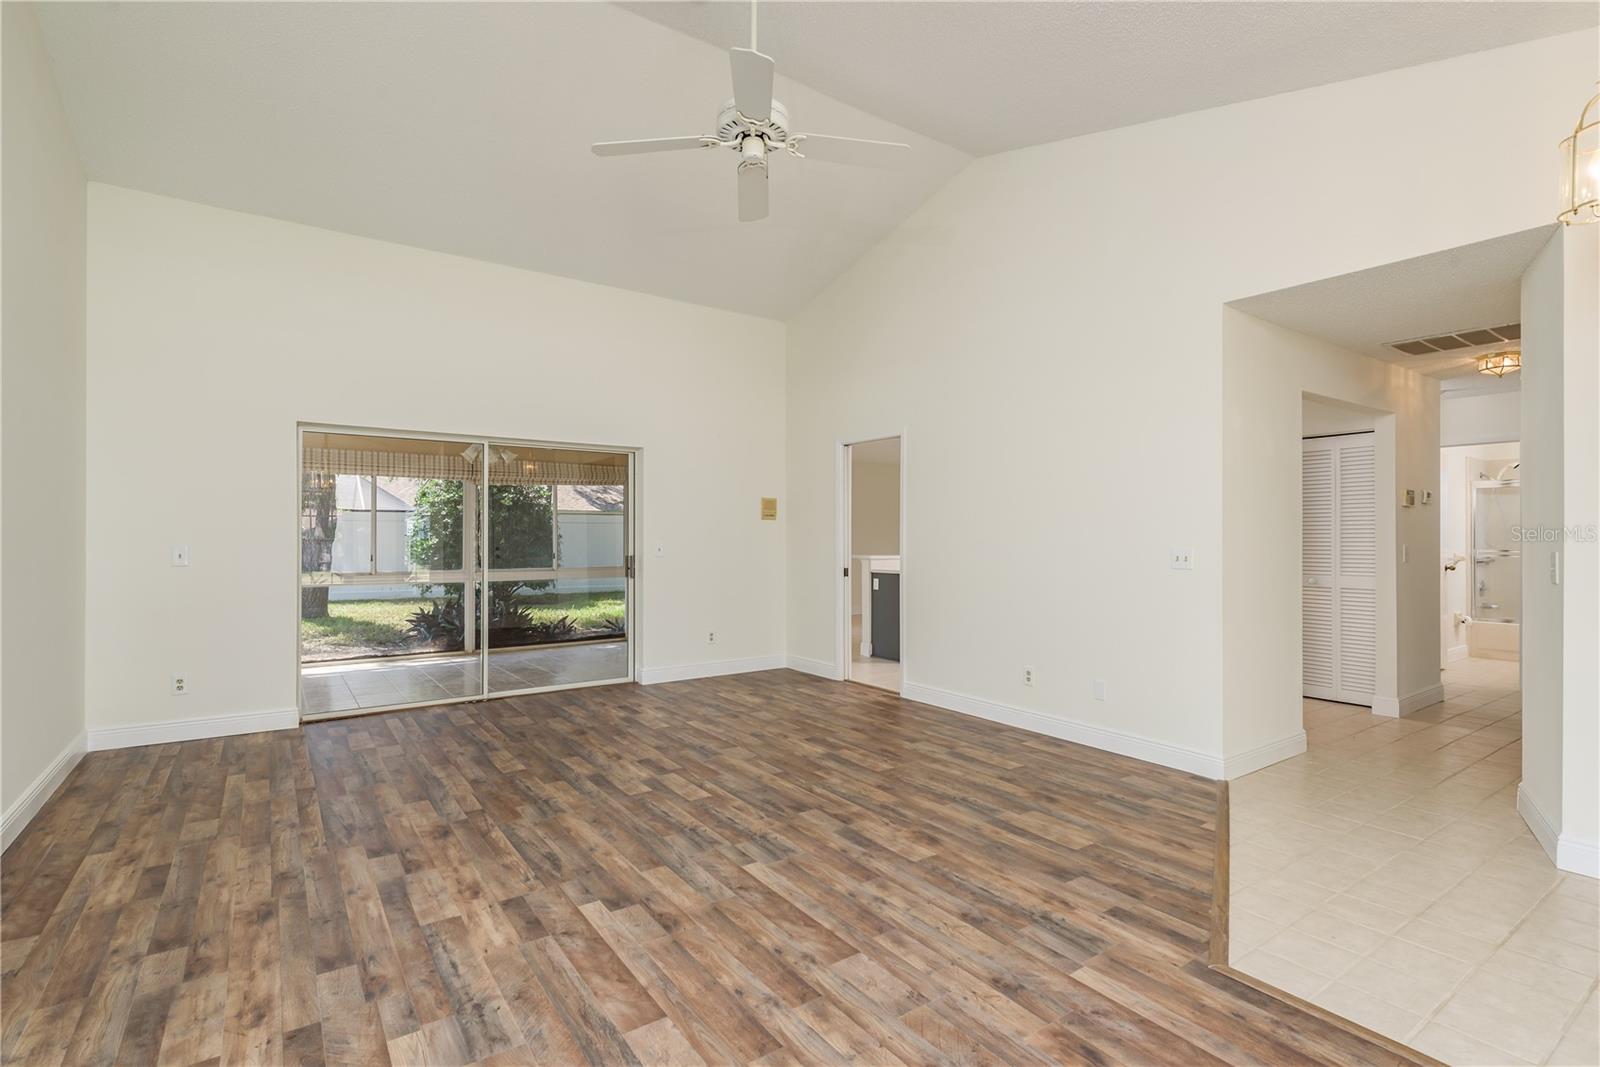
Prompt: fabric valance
<box><xmin>303</xmin><ymin>448</ymin><xmax>624</xmax><ymax>487</ymax></box>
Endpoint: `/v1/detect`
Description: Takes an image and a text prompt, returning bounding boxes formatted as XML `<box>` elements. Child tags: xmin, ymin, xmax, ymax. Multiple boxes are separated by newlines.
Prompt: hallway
<box><xmin>1229</xmin><ymin>659</ymin><xmax>1598</xmax><ymax>1065</ymax></box>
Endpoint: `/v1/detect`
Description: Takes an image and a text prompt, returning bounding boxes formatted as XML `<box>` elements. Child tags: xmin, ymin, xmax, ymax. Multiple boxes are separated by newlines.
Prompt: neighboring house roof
<box><xmin>557</xmin><ymin>484</ymin><xmax>623</xmax><ymax>513</ymax></box>
<box><xmin>335</xmin><ymin>475</ymin><xmax>414</xmax><ymax>512</ymax></box>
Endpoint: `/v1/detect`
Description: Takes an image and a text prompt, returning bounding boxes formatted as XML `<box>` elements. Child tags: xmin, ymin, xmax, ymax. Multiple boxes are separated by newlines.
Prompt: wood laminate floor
<box><xmin>2</xmin><ymin>671</ymin><xmax>1419</xmax><ymax>1066</ymax></box>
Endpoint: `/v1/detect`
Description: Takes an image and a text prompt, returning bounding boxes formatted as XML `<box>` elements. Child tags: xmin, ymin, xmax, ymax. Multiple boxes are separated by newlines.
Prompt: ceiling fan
<box><xmin>590</xmin><ymin>0</ymin><xmax>910</xmax><ymax>222</ymax></box>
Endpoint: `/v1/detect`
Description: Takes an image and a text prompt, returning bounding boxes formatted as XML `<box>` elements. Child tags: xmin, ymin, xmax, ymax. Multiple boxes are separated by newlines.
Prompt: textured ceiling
<box><xmin>625</xmin><ymin>1</ymin><xmax>1599</xmax><ymax>155</ymax></box>
<box><xmin>1230</xmin><ymin>227</ymin><xmax>1554</xmax><ymax>392</ymax></box>
<box><xmin>34</xmin><ymin>1</ymin><xmax>968</xmax><ymax>320</ymax></box>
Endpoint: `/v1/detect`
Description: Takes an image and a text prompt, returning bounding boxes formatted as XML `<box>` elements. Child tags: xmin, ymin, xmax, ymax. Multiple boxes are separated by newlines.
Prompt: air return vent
<box><xmin>1389</xmin><ymin>324</ymin><xmax>1519</xmax><ymax>356</ymax></box>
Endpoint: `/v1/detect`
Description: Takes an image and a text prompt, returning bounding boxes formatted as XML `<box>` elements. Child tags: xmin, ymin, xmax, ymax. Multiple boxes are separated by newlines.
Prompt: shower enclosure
<box><xmin>1471</xmin><ymin>472</ymin><xmax>1520</xmax><ymax>625</ymax></box>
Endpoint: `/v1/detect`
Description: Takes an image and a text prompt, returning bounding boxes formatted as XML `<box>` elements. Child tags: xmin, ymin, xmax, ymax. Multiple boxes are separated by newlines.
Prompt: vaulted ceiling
<box><xmin>626</xmin><ymin>1</ymin><xmax>1598</xmax><ymax>156</ymax></box>
<box><xmin>35</xmin><ymin>2</ymin><xmax>1596</xmax><ymax>318</ymax></box>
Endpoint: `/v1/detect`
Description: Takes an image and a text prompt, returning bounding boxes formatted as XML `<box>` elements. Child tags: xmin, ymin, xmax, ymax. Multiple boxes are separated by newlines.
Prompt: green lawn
<box><xmin>301</xmin><ymin>597</ymin><xmax>429</xmax><ymax>659</ymax></box>
<box><xmin>301</xmin><ymin>591</ymin><xmax>625</xmax><ymax>661</ymax></box>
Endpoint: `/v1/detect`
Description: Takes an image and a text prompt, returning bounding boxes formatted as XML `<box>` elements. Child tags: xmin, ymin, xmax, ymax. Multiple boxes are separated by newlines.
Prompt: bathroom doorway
<box><xmin>841</xmin><ymin>436</ymin><xmax>901</xmax><ymax>692</ymax></box>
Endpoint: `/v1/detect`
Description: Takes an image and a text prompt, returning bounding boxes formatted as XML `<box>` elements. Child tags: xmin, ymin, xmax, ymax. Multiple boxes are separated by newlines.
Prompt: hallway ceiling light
<box><xmin>1477</xmin><ymin>350</ymin><xmax>1521</xmax><ymax>377</ymax></box>
<box><xmin>1559</xmin><ymin>84</ymin><xmax>1598</xmax><ymax>224</ymax></box>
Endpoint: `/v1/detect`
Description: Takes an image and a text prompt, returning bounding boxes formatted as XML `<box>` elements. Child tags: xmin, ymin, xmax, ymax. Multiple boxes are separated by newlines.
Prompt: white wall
<box><xmin>1555</xmin><ymin>225</ymin><xmax>1598</xmax><ymax>875</ymax></box>
<box><xmin>1225</xmin><ymin>313</ymin><xmax>1440</xmax><ymax>765</ymax></box>
<box><xmin>2</xmin><ymin>4</ymin><xmax>88</xmax><ymax>843</ymax></box>
<box><xmin>1439</xmin><ymin>441</ymin><xmax>1521</xmax><ymax>662</ymax></box>
<box><xmin>85</xmin><ymin>185</ymin><xmax>786</xmax><ymax>735</ymax></box>
<box><xmin>785</xmin><ymin>31</ymin><xmax>1584</xmax><ymax>777</ymax></box>
<box><xmin>1441</xmin><ymin>389</ymin><xmax>1521</xmax><ymax>447</ymax></box>
<box><xmin>1518</xmin><ymin>224</ymin><xmax>1599</xmax><ymax>876</ymax></box>
<box><xmin>1520</xmin><ymin>230</ymin><xmax>1565</xmax><ymax>857</ymax></box>
<box><xmin>1303</xmin><ymin>396</ymin><xmax>1380</xmax><ymax>438</ymax></box>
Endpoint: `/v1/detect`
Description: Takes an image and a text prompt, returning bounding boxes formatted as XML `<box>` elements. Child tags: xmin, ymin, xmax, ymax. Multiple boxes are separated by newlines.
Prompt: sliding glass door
<box><xmin>298</xmin><ymin>428</ymin><xmax>632</xmax><ymax>720</ymax></box>
<box><xmin>481</xmin><ymin>444</ymin><xmax>631</xmax><ymax>696</ymax></box>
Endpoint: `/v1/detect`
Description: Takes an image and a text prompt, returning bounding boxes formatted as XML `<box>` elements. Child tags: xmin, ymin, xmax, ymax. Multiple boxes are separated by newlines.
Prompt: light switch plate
<box><xmin>171</xmin><ymin>545</ymin><xmax>190</xmax><ymax>566</ymax></box>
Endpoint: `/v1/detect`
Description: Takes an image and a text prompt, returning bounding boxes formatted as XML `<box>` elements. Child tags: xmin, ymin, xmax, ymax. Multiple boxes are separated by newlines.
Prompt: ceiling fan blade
<box><xmin>730</xmin><ymin>48</ymin><xmax>774</xmax><ymax>122</ymax></box>
<box><xmin>788</xmin><ymin>133</ymin><xmax>910</xmax><ymax>168</ymax></box>
<box><xmin>591</xmin><ymin>136</ymin><xmax>718</xmax><ymax>156</ymax></box>
<box><xmin>738</xmin><ymin>162</ymin><xmax>769</xmax><ymax>222</ymax></box>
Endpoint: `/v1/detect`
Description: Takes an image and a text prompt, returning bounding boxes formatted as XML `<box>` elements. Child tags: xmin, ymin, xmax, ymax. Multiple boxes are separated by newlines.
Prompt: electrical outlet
<box><xmin>1022</xmin><ymin>666</ymin><xmax>1034</xmax><ymax>687</ymax></box>
<box><xmin>171</xmin><ymin>675</ymin><xmax>188</xmax><ymax>695</ymax></box>
<box><xmin>707</xmin><ymin>631</ymin><xmax>716</xmax><ymax>644</ymax></box>
<box><xmin>1092</xmin><ymin>679</ymin><xmax>1107</xmax><ymax>701</ymax></box>
<box><xmin>1170</xmin><ymin>549</ymin><xmax>1194</xmax><ymax>570</ymax></box>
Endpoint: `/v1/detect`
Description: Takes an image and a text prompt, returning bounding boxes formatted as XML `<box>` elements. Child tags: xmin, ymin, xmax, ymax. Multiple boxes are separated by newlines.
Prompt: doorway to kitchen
<box><xmin>842</xmin><ymin>436</ymin><xmax>902</xmax><ymax>693</ymax></box>
<box><xmin>298</xmin><ymin>426</ymin><xmax>634</xmax><ymax>720</ymax></box>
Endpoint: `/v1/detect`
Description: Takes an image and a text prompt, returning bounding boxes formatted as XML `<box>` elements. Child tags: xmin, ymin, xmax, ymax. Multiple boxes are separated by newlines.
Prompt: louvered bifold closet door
<box><xmin>1301</xmin><ymin>433</ymin><xmax>1378</xmax><ymax>707</ymax></box>
<box><xmin>1334</xmin><ymin>438</ymin><xmax>1377</xmax><ymax>704</ymax></box>
<box><xmin>1302</xmin><ymin>444</ymin><xmax>1337</xmax><ymax>700</ymax></box>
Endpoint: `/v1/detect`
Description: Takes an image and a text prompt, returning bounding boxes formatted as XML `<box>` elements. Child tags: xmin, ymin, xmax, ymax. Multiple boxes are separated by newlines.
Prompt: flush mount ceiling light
<box><xmin>1478</xmin><ymin>350</ymin><xmax>1522</xmax><ymax>377</ymax></box>
<box><xmin>1559</xmin><ymin>84</ymin><xmax>1599</xmax><ymax>225</ymax></box>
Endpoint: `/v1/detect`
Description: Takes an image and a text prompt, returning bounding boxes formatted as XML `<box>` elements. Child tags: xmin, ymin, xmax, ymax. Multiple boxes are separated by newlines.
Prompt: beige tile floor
<box><xmin>850</xmin><ymin>613</ymin><xmax>901</xmax><ymax>692</ymax></box>
<box><xmin>1230</xmin><ymin>658</ymin><xmax>1599</xmax><ymax>1065</ymax></box>
<box><xmin>300</xmin><ymin>640</ymin><xmax>628</xmax><ymax>715</ymax></box>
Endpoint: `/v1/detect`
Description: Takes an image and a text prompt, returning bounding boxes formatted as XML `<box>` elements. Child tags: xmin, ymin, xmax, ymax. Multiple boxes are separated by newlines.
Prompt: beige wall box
<box><xmin>761</xmin><ymin>497</ymin><xmax>778</xmax><ymax>520</ymax></box>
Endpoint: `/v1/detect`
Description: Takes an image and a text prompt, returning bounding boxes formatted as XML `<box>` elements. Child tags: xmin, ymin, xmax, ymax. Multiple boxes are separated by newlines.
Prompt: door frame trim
<box><xmin>295</xmin><ymin>422</ymin><xmax>640</xmax><ymax>722</ymax></box>
<box><xmin>837</xmin><ymin>431</ymin><xmax>906</xmax><ymax>694</ymax></box>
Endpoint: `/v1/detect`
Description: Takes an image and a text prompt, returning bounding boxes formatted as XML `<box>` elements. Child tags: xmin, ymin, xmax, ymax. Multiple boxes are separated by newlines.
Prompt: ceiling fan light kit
<box><xmin>590</xmin><ymin>1</ymin><xmax>909</xmax><ymax>221</ymax></box>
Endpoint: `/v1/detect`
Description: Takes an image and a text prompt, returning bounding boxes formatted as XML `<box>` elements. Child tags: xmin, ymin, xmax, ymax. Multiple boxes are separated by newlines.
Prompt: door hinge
<box><xmin>843</xmin><ymin>566</ymin><xmax>850</xmax><ymax>578</ymax></box>
<box><xmin>626</xmin><ymin>554</ymin><xmax>635</xmax><ymax>579</ymax></box>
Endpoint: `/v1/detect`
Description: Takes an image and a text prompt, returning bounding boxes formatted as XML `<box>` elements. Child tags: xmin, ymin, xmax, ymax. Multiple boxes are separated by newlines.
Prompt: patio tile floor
<box><xmin>300</xmin><ymin>641</ymin><xmax>628</xmax><ymax>715</ymax></box>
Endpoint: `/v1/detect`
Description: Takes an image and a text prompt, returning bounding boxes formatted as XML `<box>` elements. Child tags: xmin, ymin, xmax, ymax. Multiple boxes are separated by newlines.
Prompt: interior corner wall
<box><xmin>1517</xmin><ymin>222</ymin><xmax>1599</xmax><ymax>876</ymax></box>
<box><xmin>1557</xmin><ymin>224</ymin><xmax>1597</xmax><ymax>872</ymax></box>
<box><xmin>2</xmin><ymin>3</ymin><xmax>88</xmax><ymax>841</ymax></box>
<box><xmin>1561</xmin><ymin>223</ymin><xmax>1600</xmax><ymax>870</ymax></box>
<box><xmin>1223</xmin><ymin>311</ymin><xmax>1440</xmax><ymax>772</ymax></box>
<box><xmin>785</xmin><ymin>30</ymin><xmax>1583</xmax><ymax>778</ymax></box>
<box><xmin>84</xmin><ymin>185</ymin><xmax>787</xmax><ymax>738</ymax></box>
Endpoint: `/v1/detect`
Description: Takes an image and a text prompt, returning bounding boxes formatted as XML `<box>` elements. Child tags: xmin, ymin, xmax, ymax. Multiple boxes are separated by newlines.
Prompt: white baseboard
<box><xmin>1371</xmin><ymin>684</ymin><xmax>1446</xmax><ymax>719</ymax></box>
<box><xmin>2</xmin><ymin>730</ymin><xmax>87</xmax><ymax>852</ymax></box>
<box><xmin>87</xmin><ymin>707</ymin><xmax>299</xmax><ymax>751</ymax></box>
<box><xmin>1519</xmin><ymin>783</ymin><xmax>1600</xmax><ymax>877</ymax></box>
<box><xmin>900</xmin><ymin>681</ymin><xmax>1222</xmax><ymax>779</ymax></box>
<box><xmin>1221</xmin><ymin>732</ymin><xmax>1308</xmax><ymax>780</ymax></box>
<box><xmin>637</xmin><ymin>655</ymin><xmax>786</xmax><ymax>686</ymax></box>
<box><xmin>1445</xmin><ymin>644</ymin><xmax>1470</xmax><ymax>663</ymax></box>
<box><xmin>1557</xmin><ymin>834</ymin><xmax>1600</xmax><ymax>878</ymax></box>
<box><xmin>1518</xmin><ymin>783</ymin><xmax>1560</xmax><ymax>864</ymax></box>
<box><xmin>784</xmin><ymin>655</ymin><xmax>841</xmax><ymax>680</ymax></box>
